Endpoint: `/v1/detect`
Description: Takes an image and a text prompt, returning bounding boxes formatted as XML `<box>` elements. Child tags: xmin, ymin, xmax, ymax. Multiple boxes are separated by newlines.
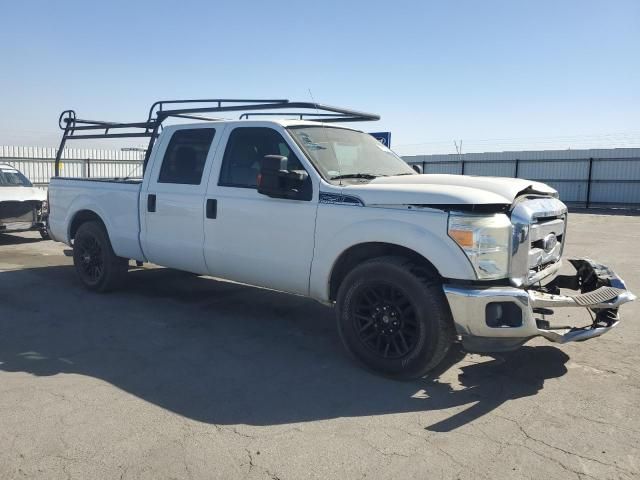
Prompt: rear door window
<box><xmin>157</xmin><ymin>128</ymin><xmax>216</xmax><ymax>185</ymax></box>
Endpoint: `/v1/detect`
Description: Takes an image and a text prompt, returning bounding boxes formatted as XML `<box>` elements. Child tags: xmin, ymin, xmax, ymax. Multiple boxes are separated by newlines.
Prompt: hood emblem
<box><xmin>542</xmin><ymin>233</ymin><xmax>558</xmax><ymax>253</ymax></box>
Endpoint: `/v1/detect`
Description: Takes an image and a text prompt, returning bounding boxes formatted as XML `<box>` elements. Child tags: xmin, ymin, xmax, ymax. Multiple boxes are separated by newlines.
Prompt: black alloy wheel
<box><xmin>351</xmin><ymin>282</ymin><xmax>420</xmax><ymax>359</ymax></box>
<box><xmin>336</xmin><ymin>256</ymin><xmax>454</xmax><ymax>379</ymax></box>
<box><xmin>75</xmin><ymin>234</ymin><xmax>105</xmax><ymax>284</ymax></box>
<box><xmin>72</xmin><ymin>221</ymin><xmax>128</xmax><ymax>292</ymax></box>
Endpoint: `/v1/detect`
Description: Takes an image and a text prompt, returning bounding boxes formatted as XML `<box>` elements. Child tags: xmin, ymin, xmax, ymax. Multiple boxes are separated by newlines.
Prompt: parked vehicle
<box><xmin>47</xmin><ymin>99</ymin><xmax>635</xmax><ymax>378</ymax></box>
<box><xmin>0</xmin><ymin>163</ymin><xmax>49</xmax><ymax>239</ymax></box>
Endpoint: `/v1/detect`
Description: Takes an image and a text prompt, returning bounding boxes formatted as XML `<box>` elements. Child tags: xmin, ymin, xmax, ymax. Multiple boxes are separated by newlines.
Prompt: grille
<box><xmin>510</xmin><ymin>197</ymin><xmax>568</xmax><ymax>287</ymax></box>
<box><xmin>528</xmin><ymin>216</ymin><xmax>565</xmax><ymax>270</ymax></box>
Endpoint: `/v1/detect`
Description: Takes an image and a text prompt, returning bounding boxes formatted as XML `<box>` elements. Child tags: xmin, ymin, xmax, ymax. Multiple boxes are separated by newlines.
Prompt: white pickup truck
<box><xmin>48</xmin><ymin>99</ymin><xmax>635</xmax><ymax>378</ymax></box>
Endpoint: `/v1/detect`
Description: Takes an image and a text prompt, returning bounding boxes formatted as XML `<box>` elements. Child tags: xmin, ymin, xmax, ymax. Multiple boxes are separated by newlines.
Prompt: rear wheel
<box><xmin>73</xmin><ymin>221</ymin><xmax>128</xmax><ymax>292</ymax></box>
<box><xmin>336</xmin><ymin>256</ymin><xmax>454</xmax><ymax>379</ymax></box>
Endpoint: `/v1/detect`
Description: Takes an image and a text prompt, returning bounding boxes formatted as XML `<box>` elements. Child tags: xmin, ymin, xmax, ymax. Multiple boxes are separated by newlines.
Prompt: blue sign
<box><xmin>369</xmin><ymin>131</ymin><xmax>391</xmax><ymax>148</ymax></box>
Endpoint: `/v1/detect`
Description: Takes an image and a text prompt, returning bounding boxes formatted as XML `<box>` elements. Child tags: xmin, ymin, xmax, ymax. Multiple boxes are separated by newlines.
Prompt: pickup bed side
<box><xmin>48</xmin><ymin>178</ymin><xmax>145</xmax><ymax>261</ymax></box>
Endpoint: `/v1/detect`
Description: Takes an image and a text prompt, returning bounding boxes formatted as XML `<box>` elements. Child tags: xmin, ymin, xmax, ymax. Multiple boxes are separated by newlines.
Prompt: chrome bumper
<box><xmin>443</xmin><ymin>258</ymin><xmax>636</xmax><ymax>352</ymax></box>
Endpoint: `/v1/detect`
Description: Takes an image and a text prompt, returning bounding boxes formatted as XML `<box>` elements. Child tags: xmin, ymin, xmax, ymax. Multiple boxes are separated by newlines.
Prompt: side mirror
<box><xmin>257</xmin><ymin>155</ymin><xmax>311</xmax><ymax>200</ymax></box>
<box><xmin>411</xmin><ymin>164</ymin><xmax>423</xmax><ymax>174</ymax></box>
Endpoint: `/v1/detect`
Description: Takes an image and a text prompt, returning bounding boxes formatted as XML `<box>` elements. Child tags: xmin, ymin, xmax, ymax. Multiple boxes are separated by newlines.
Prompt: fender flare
<box><xmin>65</xmin><ymin>196</ymin><xmax>115</xmax><ymax>244</ymax></box>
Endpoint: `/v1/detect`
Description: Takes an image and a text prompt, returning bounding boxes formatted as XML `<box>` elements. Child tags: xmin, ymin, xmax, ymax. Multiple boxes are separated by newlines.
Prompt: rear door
<box><xmin>141</xmin><ymin>125</ymin><xmax>223</xmax><ymax>273</ymax></box>
<box><xmin>202</xmin><ymin>125</ymin><xmax>318</xmax><ymax>295</ymax></box>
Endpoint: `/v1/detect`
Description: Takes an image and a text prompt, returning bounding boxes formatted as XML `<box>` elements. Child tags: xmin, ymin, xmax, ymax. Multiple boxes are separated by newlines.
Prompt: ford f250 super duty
<box><xmin>47</xmin><ymin>99</ymin><xmax>635</xmax><ymax>378</ymax></box>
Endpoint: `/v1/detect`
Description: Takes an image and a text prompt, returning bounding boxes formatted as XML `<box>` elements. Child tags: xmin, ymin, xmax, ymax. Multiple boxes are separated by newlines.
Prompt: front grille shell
<box><xmin>510</xmin><ymin>197</ymin><xmax>568</xmax><ymax>287</ymax></box>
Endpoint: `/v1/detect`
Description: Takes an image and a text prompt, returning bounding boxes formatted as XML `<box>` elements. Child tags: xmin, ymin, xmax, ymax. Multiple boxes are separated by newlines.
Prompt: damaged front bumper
<box><xmin>443</xmin><ymin>259</ymin><xmax>636</xmax><ymax>352</ymax></box>
<box><xmin>0</xmin><ymin>200</ymin><xmax>47</xmax><ymax>234</ymax></box>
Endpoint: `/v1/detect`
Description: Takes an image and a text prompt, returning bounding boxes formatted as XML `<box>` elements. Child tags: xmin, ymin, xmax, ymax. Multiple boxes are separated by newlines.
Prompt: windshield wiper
<box><xmin>330</xmin><ymin>173</ymin><xmax>384</xmax><ymax>180</ymax></box>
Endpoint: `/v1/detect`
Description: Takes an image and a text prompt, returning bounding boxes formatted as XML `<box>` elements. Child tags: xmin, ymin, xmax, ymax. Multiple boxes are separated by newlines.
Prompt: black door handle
<box><xmin>206</xmin><ymin>199</ymin><xmax>217</xmax><ymax>219</ymax></box>
<box><xmin>147</xmin><ymin>194</ymin><xmax>156</xmax><ymax>212</ymax></box>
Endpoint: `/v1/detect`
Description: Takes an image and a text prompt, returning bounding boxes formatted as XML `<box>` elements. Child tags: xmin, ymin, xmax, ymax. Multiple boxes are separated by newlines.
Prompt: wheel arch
<box><xmin>69</xmin><ymin>209</ymin><xmax>107</xmax><ymax>241</ymax></box>
<box><xmin>328</xmin><ymin>242</ymin><xmax>441</xmax><ymax>302</ymax></box>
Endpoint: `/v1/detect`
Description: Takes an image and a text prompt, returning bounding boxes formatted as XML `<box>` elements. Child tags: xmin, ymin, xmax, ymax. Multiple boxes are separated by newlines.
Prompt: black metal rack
<box><xmin>54</xmin><ymin>98</ymin><xmax>380</xmax><ymax>176</ymax></box>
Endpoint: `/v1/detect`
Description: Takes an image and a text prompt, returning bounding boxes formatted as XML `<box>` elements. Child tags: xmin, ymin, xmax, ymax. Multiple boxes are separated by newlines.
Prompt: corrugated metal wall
<box><xmin>3</xmin><ymin>145</ymin><xmax>639</xmax><ymax>208</ymax></box>
<box><xmin>403</xmin><ymin>148</ymin><xmax>640</xmax><ymax>208</ymax></box>
<box><xmin>0</xmin><ymin>146</ymin><xmax>144</xmax><ymax>188</ymax></box>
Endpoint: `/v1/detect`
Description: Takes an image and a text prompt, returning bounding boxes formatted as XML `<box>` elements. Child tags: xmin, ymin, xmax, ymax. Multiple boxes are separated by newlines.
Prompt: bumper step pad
<box><xmin>530</xmin><ymin>286</ymin><xmax>633</xmax><ymax>310</ymax></box>
<box><xmin>571</xmin><ymin>286</ymin><xmax>626</xmax><ymax>306</ymax></box>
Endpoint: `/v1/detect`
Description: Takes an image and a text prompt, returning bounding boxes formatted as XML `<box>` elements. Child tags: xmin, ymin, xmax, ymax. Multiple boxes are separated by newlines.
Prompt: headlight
<box><xmin>448</xmin><ymin>213</ymin><xmax>512</xmax><ymax>279</ymax></box>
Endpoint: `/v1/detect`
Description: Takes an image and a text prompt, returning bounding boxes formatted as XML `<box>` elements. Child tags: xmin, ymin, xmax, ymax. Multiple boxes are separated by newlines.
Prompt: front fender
<box><xmin>309</xmin><ymin>206</ymin><xmax>476</xmax><ymax>302</ymax></box>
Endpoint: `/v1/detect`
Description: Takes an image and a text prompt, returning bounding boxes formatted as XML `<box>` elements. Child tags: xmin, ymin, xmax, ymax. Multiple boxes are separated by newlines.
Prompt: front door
<box><xmin>203</xmin><ymin>126</ymin><xmax>317</xmax><ymax>295</ymax></box>
<box><xmin>141</xmin><ymin>126</ymin><xmax>222</xmax><ymax>273</ymax></box>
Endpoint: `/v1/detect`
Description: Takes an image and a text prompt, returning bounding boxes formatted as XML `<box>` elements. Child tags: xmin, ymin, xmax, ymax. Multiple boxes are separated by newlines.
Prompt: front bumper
<box><xmin>0</xmin><ymin>221</ymin><xmax>45</xmax><ymax>233</ymax></box>
<box><xmin>0</xmin><ymin>201</ymin><xmax>47</xmax><ymax>234</ymax></box>
<box><xmin>443</xmin><ymin>258</ymin><xmax>636</xmax><ymax>352</ymax></box>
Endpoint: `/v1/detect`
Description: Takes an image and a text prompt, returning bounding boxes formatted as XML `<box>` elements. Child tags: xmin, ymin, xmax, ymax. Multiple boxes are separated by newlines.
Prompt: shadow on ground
<box><xmin>0</xmin><ymin>265</ymin><xmax>569</xmax><ymax>430</ymax></box>
<box><xmin>0</xmin><ymin>233</ymin><xmax>44</xmax><ymax>245</ymax></box>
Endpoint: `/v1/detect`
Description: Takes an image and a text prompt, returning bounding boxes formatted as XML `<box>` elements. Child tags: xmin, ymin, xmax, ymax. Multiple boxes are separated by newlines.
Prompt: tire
<box><xmin>336</xmin><ymin>256</ymin><xmax>455</xmax><ymax>379</ymax></box>
<box><xmin>73</xmin><ymin>221</ymin><xmax>128</xmax><ymax>292</ymax></box>
<box><xmin>39</xmin><ymin>228</ymin><xmax>50</xmax><ymax>240</ymax></box>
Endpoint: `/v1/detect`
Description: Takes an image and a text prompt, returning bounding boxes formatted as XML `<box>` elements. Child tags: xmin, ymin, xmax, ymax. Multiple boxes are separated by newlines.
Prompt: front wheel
<box><xmin>336</xmin><ymin>256</ymin><xmax>454</xmax><ymax>379</ymax></box>
<box><xmin>73</xmin><ymin>221</ymin><xmax>128</xmax><ymax>292</ymax></box>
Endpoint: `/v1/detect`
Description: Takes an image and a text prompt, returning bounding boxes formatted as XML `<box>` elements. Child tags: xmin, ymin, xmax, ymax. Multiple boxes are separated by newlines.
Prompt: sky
<box><xmin>0</xmin><ymin>0</ymin><xmax>638</xmax><ymax>155</ymax></box>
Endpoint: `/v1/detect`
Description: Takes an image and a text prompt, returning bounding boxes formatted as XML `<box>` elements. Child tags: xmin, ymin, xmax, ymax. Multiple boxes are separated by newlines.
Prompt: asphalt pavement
<box><xmin>0</xmin><ymin>212</ymin><xmax>638</xmax><ymax>479</ymax></box>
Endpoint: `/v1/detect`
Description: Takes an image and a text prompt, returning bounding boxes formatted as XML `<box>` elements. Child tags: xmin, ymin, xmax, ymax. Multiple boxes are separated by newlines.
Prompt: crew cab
<box><xmin>47</xmin><ymin>99</ymin><xmax>635</xmax><ymax>378</ymax></box>
<box><xmin>0</xmin><ymin>163</ymin><xmax>49</xmax><ymax>238</ymax></box>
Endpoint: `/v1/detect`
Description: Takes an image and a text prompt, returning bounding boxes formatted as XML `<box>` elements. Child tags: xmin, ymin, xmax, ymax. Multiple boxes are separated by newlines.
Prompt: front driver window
<box><xmin>219</xmin><ymin>127</ymin><xmax>304</xmax><ymax>188</ymax></box>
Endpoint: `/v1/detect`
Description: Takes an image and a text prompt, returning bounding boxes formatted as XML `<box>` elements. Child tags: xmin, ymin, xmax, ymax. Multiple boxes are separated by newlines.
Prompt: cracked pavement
<box><xmin>0</xmin><ymin>212</ymin><xmax>638</xmax><ymax>479</ymax></box>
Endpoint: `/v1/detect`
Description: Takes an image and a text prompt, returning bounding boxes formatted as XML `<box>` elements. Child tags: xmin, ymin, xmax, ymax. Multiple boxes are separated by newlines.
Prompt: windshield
<box><xmin>0</xmin><ymin>167</ymin><xmax>33</xmax><ymax>187</ymax></box>
<box><xmin>287</xmin><ymin>126</ymin><xmax>415</xmax><ymax>181</ymax></box>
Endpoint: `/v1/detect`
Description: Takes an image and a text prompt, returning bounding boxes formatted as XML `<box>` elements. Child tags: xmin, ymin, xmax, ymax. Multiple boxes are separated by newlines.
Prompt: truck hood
<box><xmin>0</xmin><ymin>187</ymin><xmax>47</xmax><ymax>202</ymax></box>
<box><xmin>343</xmin><ymin>174</ymin><xmax>558</xmax><ymax>207</ymax></box>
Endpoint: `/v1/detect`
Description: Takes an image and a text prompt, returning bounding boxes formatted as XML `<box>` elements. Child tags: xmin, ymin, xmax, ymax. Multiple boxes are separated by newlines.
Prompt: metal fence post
<box><xmin>86</xmin><ymin>158</ymin><xmax>91</xmax><ymax>178</ymax></box>
<box><xmin>586</xmin><ymin>157</ymin><xmax>593</xmax><ymax>208</ymax></box>
<box><xmin>461</xmin><ymin>160</ymin><xmax>465</xmax><ymax>175</ymax></box>
<box><xmin>514</xmin><ymin>159</ymin><xmax>519</xmax><ymax>178</ymax></box>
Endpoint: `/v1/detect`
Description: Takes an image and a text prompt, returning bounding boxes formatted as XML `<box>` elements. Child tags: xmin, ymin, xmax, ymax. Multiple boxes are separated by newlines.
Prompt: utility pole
<box><xmin>454</xmin><ymin>140</ymin><xmax>464</xmax><ymax>174</ymax></box>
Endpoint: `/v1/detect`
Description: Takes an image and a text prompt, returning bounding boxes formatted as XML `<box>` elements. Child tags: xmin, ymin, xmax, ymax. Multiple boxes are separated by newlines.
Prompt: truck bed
<box><xmin>48</xmin><ymin>177</ymin><xmax>145</xmax><ymax>261</ymax></box>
